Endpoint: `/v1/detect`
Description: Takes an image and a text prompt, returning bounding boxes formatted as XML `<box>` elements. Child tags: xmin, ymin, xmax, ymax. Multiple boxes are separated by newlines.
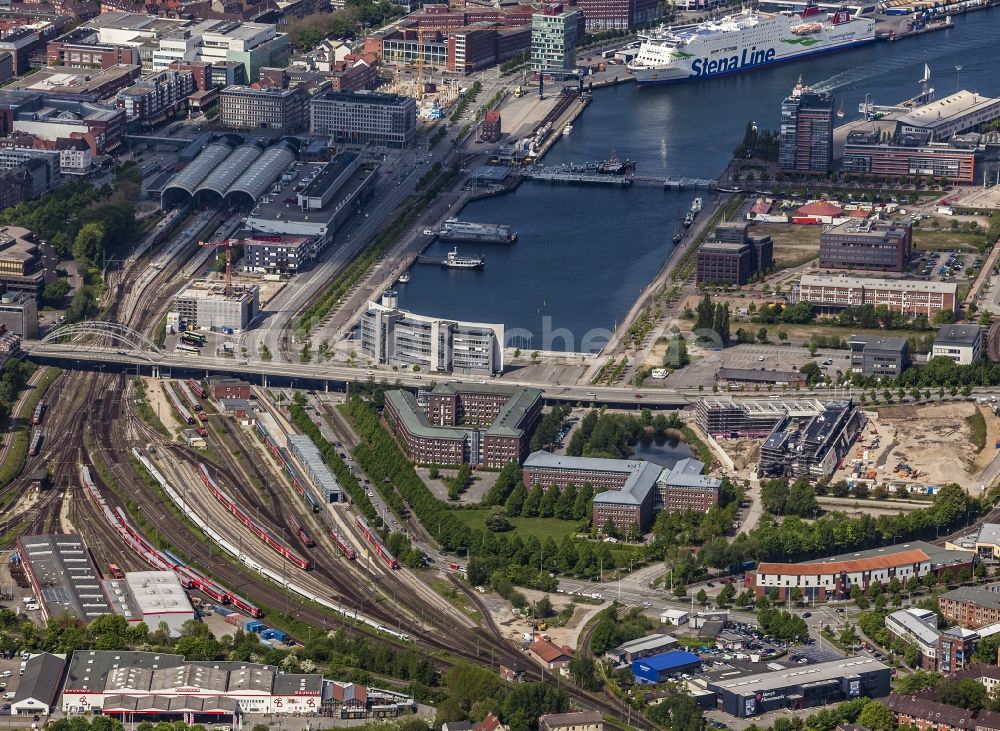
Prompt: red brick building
<box><xmin>209</xmin><ymin>376</ymin><xmax>251</xmax><ymax>401</ymax></box>
<box><xmin>384</xmin><ymin>384</ymin><xmax>541</xmax><ymax>467</ymax></box>
<box><xmin>886</xmin><ymin>694</ymin><xmax>1000</xmax><ymax>731</ymax></box>
<box><xmin>939</xmin><ymin>587</ymin><xmax>1000</xmax><ymax>629</ymax></box>
<box><xmin>481</xmin><ymin>110</ymin><xmax>501</xmax><ymax>142</ymax></box>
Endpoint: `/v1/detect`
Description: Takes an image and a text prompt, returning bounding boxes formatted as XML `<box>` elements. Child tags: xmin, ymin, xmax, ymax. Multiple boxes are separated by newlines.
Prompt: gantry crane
<box><xmin>199</xmin><ymin>239</ymin><xmax>237</xmax><ymax>298</ymax></box>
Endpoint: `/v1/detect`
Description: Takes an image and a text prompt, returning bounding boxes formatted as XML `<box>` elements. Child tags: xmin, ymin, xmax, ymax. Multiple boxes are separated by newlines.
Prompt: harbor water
<box><xmin>397</xmin><ymin>8</ymin><xmax>1000</xmax><ymax>352</ymax></box>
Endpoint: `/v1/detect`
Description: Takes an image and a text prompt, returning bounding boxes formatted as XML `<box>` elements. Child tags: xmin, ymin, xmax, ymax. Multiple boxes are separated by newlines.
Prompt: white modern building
<box><xmin>360</xmin><ymin>292</ymin><xmax>504</xmax><ymax>374</ymax></box>
<box><xmin>103</xmin><ymin>572</ymin><xmax>197</xmax><ymax>637</ymax></box>
<box><xmin>932</xmin><ymin>324</ymin><xmax>982</xmax><ymax>365</ymax></box>
<box><xmin>885</xmin><ymin>607</ymin><xmax>939</xmax><ymax>668</ymax></box>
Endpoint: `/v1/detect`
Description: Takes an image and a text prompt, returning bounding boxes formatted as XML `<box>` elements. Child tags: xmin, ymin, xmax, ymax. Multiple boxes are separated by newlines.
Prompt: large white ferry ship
<box><xmin>627</xmin><ymin>5</ymin><xmax>875</xmax><ymax>84</ymax></box>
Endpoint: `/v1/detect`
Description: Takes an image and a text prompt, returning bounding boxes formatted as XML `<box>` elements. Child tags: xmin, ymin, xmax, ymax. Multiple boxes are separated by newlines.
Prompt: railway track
<box><xmin>988</xmin><ymin>320</ymin><xmax>1000</xmax><ymax>363</ymax></box>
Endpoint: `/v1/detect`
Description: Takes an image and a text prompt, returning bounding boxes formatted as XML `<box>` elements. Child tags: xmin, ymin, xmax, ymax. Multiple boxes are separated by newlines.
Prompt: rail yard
<box><xmin>0</xmin><ymin>181</ymin><xmax>672</xmax><ymax>729</ymax></box>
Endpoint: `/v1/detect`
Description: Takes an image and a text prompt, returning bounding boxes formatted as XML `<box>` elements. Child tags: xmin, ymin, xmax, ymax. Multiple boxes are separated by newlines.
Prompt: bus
<box><xmin>180</xmin><ymin>333</ymin><xmax>204</xmax><ymax>347</ymax></box>
<box><xmin>176</xmin><ymin>343</ymin><xmax>199</xmax><ymax>354</ymax></box>
<box><xmin>182</xmin><ymin>331</ymin><xmax>206</xmax><ymax>344</ymax></box>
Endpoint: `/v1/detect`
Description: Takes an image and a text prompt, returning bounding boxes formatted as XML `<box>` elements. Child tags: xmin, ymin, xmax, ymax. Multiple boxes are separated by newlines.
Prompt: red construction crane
<box><xmin>199</xmin><ymin>239</ymin><xmax>237</xmax><ymax>298</ymax></box>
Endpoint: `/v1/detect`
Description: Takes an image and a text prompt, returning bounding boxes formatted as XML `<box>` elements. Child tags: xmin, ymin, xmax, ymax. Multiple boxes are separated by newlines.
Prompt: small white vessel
<box><xmin>563</xmin><ymin>124</ymin><xmax>574</xmax><ymax>136</ymax></box>
<box><xmin>441</xmin><ymin>247</ymin><xmax>485</xmax><ymax>269</ymax></box>
<box><xmin>398</xmin><ymin>271</ymin><xmax>411</xmax><ymax>283</ymax></box>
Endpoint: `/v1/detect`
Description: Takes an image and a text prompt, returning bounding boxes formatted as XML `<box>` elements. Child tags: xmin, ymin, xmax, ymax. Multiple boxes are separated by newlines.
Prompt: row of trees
<box><xmin>502</xmin><ymin>481</ymin><xmax>595</xmax><ymax>522</ymax></box>
<box><xmin>694</xmin><ymin>294</ymin><xmax>731</xmax><ymax>345</ymax></box>
<box><xmin>696</xmin><ymin>484</ymin><xmax>978</xmax><ymax>569</ymax></box>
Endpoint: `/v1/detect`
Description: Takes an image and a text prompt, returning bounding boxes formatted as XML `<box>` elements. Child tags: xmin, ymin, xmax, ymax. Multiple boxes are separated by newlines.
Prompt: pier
<box><xmin>524</xmin><ymin>167</ymin><xmax>716</xmax><ymax>190</ymax></box>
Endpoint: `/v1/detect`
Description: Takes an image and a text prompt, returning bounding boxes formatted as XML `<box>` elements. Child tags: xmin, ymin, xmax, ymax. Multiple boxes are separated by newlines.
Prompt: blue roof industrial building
<box><xmin>632</xmin><ymin>651</ymin><xmax>701</xmax><ymax>683</ymax></box>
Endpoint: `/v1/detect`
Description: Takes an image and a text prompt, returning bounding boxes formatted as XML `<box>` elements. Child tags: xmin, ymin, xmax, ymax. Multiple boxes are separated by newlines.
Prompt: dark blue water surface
<box><xmin>398</xmin><ymin>10</ymin><xmax>1000</xmax><ymax>351</ymax></box>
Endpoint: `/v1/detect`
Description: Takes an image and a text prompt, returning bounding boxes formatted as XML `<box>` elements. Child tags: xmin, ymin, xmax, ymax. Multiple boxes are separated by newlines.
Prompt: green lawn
<box><xmin>454</xmin><ymin>509</ymin><xmax>582</xmax><ymax>542</ymax></box>
<box><xmin>912</xmin><ymin>228</ymin><xmax>983</xmax><ymax>251</ymax></box>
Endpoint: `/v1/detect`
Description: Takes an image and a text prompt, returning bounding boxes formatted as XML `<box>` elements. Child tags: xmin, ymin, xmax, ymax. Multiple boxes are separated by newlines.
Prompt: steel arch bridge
<box><xmin>38</xmin><ymin>322</ymin><xmax>163</xmax><ymax>361</ymax></box>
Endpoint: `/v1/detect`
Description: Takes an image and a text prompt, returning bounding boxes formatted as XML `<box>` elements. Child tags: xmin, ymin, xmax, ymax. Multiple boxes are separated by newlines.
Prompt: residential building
<box><xmin>849</xmin><ymin>336</ymin><xmax>910</xmax><ymax>378</ymax></box>
<box><xmin>933</xmin><ymin>324</ymin><xmax>982</xmax><ymax>365</ymax></box>
<box><xmin>575</xmin><ymin>0</ymin><xmax>661</xmax><ymax>29</ymax></box>
<box><xmin>219</xmin><ymin>85</ymin><xmax>308</xmax><ymax>133</ymax></box>
<box><xmin>0</xmin><ymin>91</ymin><xmax>126</xmax><ymax>154</ymax></box>
<box><xmin>360</xmin><ymin>293</ymin><xmax>504</xmax><ymax>375</ymax></box>
<box><xmin>779</xmin><ymin>77</ymin><xmax>835</xmax><ymax>174</ymax></box>
<box><xmin>633</xmin><ymin>652</ymin><xmax>701</xmax><ymax>684</ymax></box>
<box><xmin>749</xmin><ymin>541</ymin><xmax>976</xmax><ymax>600</ymax></box>
<box><xmin>0</xmin><ymin>24</ymin><xmax>54</xmax><ymax>75</ymax></box>
<box><xmin>0</xmin><ymin>291</ymin><xmax>38</xmax><ymax>338</ymax></box>
<box><xmin>887</xmin><ymin>693</ymin><xmax>1000</xmax><ymax>731</ymax></box>
<box><xmin>819</xmin><ymin>219</ymin><xmax>913</xmax><ymax>272</ymax></box>
<box><xmin>60</xmin><ymin>148</ymin><xmax>92</xmax><ymax>175</ymax></box>
<box><xmin>695</xmin><ymin>222</ymin><xmax>773</xmax><ymax>285</ymax></box>
<box><xmin>894</xmin><ymin>91</ymin><xmax>1000</xmax><ymax>142</ymax></box>
<box><xmin>842</xmin><ymin>129</ymin><xmax>979</xmax><ymax>184</ymax></box>
<box><xmin>713</xmin><ymin>658</ymin><xmax>891</xmax><ymax>717</ymax></box>
<box><xmin>528</xmin><ymin>638</ymin><xmax>573</xmax><ymax>670</ymax></box>
<box><xmin>798</xmin><ymin>273</ymin><xmax>958</xmax><ymax>317</ymax></box>
<box><xmin>0</xmin><ymin>148</ymin><xmax>61</xmax><ymax>195</ymax></box>
<box><xmin>383</xmin><ymin>384</ymin><xmax>541</xmax><ymax>468</ymax></box>
<box><xmin>885</xmin><ymin>608</ymin><xmax>939</xmax><ymax>670</ymax></box>
<box><xmin>310</xmin><ymin>90</ymin><xmax>416</xmax><ymax>148</ymax></box>
<box><xmin>758</xmin><ymin>400</ymin><xmax>865</xmax><ymax>480</ymax></box>
<box><xmin>656</xmin><ymin>458</ymin><xmax>721</xmax><ymax>513</ymax></box>
<box><xmin>243</xmin><ymin>236</ymin><xmax>317</xmax><ymax>274</ymax></box>
<box><xmin>940</xmin><ymin>586</ymin><xmax>1000</xmax><ymax>629</ymax></box>
<box><xmin>939</xmin><ymin>626</ymin><xmax>978</xmax><ymax>675</ymax></box>
<box><xmin>530</xmin><ymin>6</ymin><xmax>578</xmax><ymax>76</ymax></box>
<box><xmin>169</xmin><ymin>280</ymin><xmax>259</xmax><ymax>332</ymax></box>
<box><xmin>0</xmin><ymin>166</ymin><xmax>35</xmax><ymax>213</ymax></box>
<box><xmin>539</xmin><ymin>712</ymin><xmax>603</xmax><ymax>731</ymax></box>
<box><xmin>953</xmin><ymin>664</ymin><xmax>1000</xmax><ymax>693</ymax></box>
<box><xmin>115</xmin><ymin>68</ymin><xmax>194</xmax><ymax>125</ymax></box>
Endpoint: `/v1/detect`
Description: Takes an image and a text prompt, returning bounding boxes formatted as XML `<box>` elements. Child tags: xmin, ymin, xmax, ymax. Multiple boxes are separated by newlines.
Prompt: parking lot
<box><xmin>908</xmin><ymin>249</ymin><xmax>983</xmax><ymax>284</ymax></box>
<box><xmin>665</xmin><ymin>343</ymin><xmax>854</xmax><ymax>390</ymax></box>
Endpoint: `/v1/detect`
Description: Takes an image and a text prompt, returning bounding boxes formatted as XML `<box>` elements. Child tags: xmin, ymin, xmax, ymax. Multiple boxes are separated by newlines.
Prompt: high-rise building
<box><xmin>219</xmin><ymin>85</ymin><xmax>308</xmax><ymax>133</ymax></box>
<box><xmin>310</xmin><ymin>90</ymin><xmax>416</xmax><ymax>149</ymax></box>
<box><xmin>530</xmin><ymin>6</ymin><xmax>578</xmax><ymax>76</ymax></box>
<box><xmin>779</xmin><ymin>77</ymin><xmax>834</xmax><ymax>174</ymax></box>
